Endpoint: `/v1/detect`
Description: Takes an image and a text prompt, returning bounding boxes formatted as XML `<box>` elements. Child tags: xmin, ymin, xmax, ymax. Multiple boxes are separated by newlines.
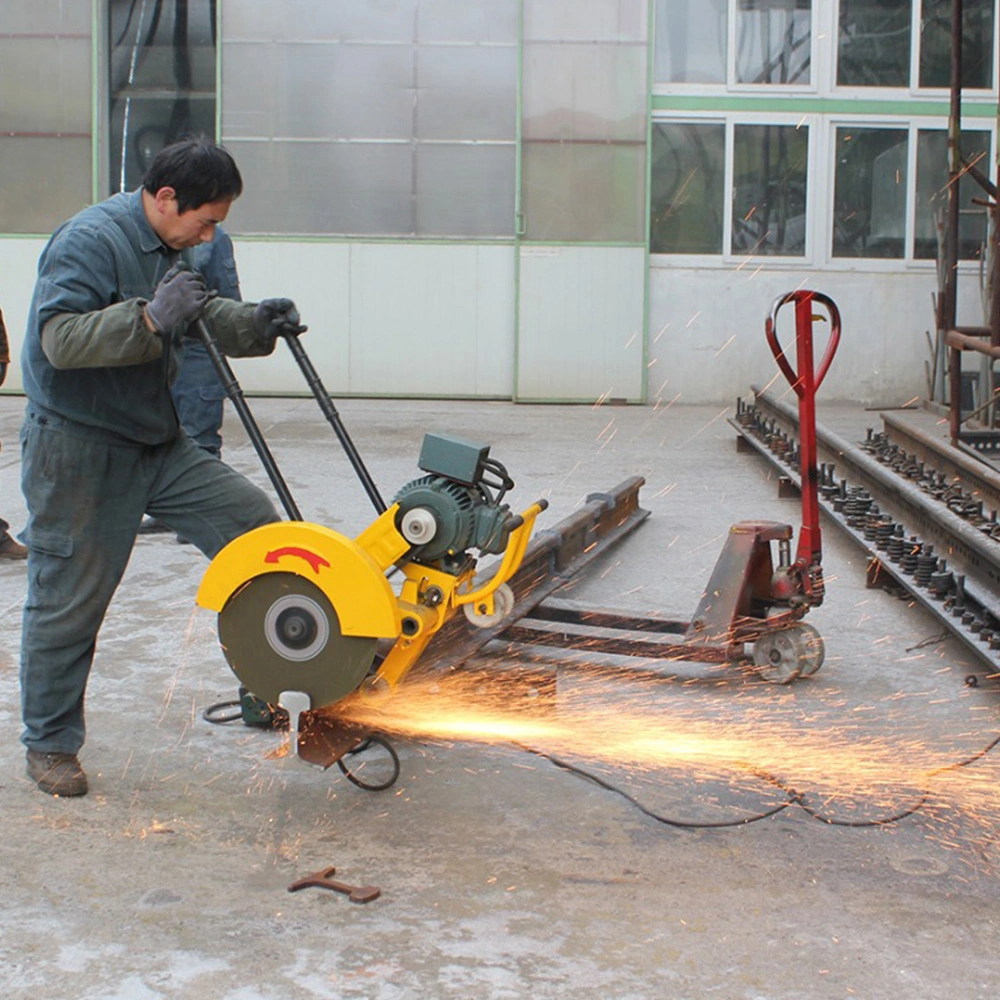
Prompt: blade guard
<box><xmin>197</xmin><ymin>521</ymin><xmax>402</xmax><ymax>639</ymax></box>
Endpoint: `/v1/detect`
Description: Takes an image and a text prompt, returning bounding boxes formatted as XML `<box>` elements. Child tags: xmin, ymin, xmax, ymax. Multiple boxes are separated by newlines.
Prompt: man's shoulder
<box><xmin>45</xmin><ymin>194</ymin><xmax>137</xmax><ymax>257</ymax></box>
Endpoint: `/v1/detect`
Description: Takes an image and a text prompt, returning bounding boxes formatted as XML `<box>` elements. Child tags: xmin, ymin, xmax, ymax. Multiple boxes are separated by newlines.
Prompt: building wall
<box><xmin>0</xmin><ymin>2</ymin><xmax>996</xmax><ymax>405</ymax></box>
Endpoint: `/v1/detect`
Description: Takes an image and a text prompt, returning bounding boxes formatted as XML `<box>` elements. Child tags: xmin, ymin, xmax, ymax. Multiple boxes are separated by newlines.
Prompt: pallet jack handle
<box><xmin>192</xmin><ymin>316</ymin><xmax>304</xmax><ymax>521</ymax></box>
<box><xmin>765</xmin><ymin>291</ymin><xmax>841</xmax><ymax>587</ymax></box>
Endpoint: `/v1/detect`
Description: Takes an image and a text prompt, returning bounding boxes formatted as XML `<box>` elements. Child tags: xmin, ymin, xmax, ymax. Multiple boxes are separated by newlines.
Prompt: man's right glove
<box><xmin>145</xmin><ymin>266</ymin><xmax>210</xmax><ymax>333</ymax></box>
<box><xmin>252</xmin><ymin>298</ymin><xmax>308</xmax><ymax>352</ymax></box>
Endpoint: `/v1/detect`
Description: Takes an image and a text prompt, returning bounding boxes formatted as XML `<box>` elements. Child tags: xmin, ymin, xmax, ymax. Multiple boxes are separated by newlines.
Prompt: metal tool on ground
<box><xmin>494</xmin><ymin>290</ymin><xmax>840</xmax><ymax>685</ymax></box>
<box><xmin>287</xmin><ymin>867</ymin><xmax>381</xmax><ymax>903</ymax></box>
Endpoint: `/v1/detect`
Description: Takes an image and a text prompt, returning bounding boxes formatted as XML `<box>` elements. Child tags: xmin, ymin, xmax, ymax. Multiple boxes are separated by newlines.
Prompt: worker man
<box><xmin>19</xmin><ymin>136</ymin><xmax>303</xmax><ymax>797</ymax></box>
<box><xmin>0</xmin><ymin>306</ymin><xmax>28</xmax><ymax>560</ymax></box>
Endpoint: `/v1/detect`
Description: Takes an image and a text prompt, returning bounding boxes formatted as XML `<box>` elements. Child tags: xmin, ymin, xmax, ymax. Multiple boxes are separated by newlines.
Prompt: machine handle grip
<box><xmin>765</xmin><ymin>290</ymin><xmax>841</xmax><ymax>395</ymax></box>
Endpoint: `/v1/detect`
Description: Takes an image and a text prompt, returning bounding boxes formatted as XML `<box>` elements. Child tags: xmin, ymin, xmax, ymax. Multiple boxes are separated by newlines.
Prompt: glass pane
<box><xmin>223</xmin><ymin>0</ymin><xmax>415</xmax><ymax>41</ymax></box>
<box><xmin>832</xmin><ymin>127</ymin><xmax>908</xmax><ymax>258</ymax></box>
<box><xmin>2</xmin><ymin>0</ymin><xmax>91</xmax><ymax>33</ymax></box>
<box><xmin>919</xmin><ymin>0</ymin><xmax>995</xmax><ymax>89</ymax></box>
<box><xmin>736</xmin><ymin>0</ymin><xmax>812</xmax><ymax>85</ymax></box>
<box><xmin>416</xmin><ymin>144</ymin><xmax>515</xmax><ymax>236</ymax></box>
<box><xmin>224</xmin><ymin>140</ymin><xmax>414</xmax><ymax>235</ymax></box>
<box><xmin>522</xmin><ymin>141</ymin><xmax>646</xmax><ymax>241</ymax></box>
<box><xmin>523</xmin><ymin>42</ymin><xmax>648</xmax><ymax>142</ymax></box>
<box><xmin>0</xmin><ymin>36</ymin><xmax>91</xmax><ymax>132</ymax></box>
<box><xmin>837</xmin><ymin>0</ymin><xmax>910</xmax><ymax>87</ymax></box>
<box><xmin>0</xmin><ymin>4</ymin><xmax>92</xmax><ymax>234</ymax></box>
<box><xmin>650</xmin><ymin>122</ymin><xmax>725</xmax><ymax>254</ymax></box>
<box><xmin>654</xmin><ymin>0</ymin><xmax>728</xmax><ymax>84</ymax></box>
<box><xmin>416</xmin><ymin>45</ymin><xmax>517</xmax><ymax>140</ymax></box>
<box><xmin>0</xmin><ymin>136</ymin><xmax>92</xmax><ymax>233</ymax></box>
<box><xmin>108</xmin><ymin>0</ymin><xmax>217</xmax><ymax>194</ymax></box>
<box><xmin>525</xmin><ymin>0</ymin><xmax>647</xmax><ymax>42</ymax></box>
<box><xmin>915</xmin><ymin>129</ymin><xmax>991</xmax><ymax>260</ymax></box>
<box><xmin>418</xmin><ymin>0</ymin><xmax>518</xmax><ymax>42</ymax></box>
<box><xmin>731</xmin><ymin>124</ymin><xmax>809</xmax><ymax>256</ymax></box>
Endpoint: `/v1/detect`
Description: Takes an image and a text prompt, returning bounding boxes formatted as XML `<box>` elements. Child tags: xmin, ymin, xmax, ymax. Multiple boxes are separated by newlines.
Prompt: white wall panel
<box><xmin>347</xmin><ymin>243</ymin><xmax>514</xmax><ymax>397</ymax></box>
<box><xmin>228</xmin><ymin>240</ymin><xmax>352</xmax><ymax>393</ymax></box>
<box><xmin>516</xmin><ymin>245</ymin><xmax>646</xmax><ymax>402</ymax></box>
<box><xmin>647</xmin><ymin>264</ymin><xmax>987</xmax><ymax>405</ymax></box>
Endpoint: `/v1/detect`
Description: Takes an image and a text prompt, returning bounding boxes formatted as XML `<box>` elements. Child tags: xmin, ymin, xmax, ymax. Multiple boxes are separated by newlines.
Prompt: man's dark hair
<box><xmin>142</xmin><ymin>136</ymin><xmax>243</xmax><ymax>213</ymax></box>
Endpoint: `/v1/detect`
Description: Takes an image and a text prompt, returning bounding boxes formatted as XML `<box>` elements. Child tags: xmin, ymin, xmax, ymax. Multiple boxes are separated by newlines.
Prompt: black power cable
<box><xmin>517</xmin><ymin>731</ymin><xmax>1000</xmax><ymax>831</ymax></box>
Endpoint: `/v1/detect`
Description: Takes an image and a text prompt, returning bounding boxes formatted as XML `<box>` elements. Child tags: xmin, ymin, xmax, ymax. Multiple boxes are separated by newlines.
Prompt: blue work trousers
<box><xmin>171</xmin><ymin>341</ymin><xmax>226</xmax><ymax>458</ymax></box>
<box><xmin>19</xmin><ymin>405</ymin><xmax>278</xmax><ymax>754</ymax></box>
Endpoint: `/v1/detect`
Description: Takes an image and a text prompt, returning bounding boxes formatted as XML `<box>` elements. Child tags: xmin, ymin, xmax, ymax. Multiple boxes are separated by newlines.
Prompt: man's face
<box><xmin>148</xmin><ymin>188</ymin><xmax>232</xmax><ymax>250</ymax></box>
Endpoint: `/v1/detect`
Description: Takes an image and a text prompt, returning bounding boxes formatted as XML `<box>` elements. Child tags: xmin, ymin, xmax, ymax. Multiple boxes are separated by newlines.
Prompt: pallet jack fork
<box><xmin>499</xmin><ymin>290</ymin><xmax>841</xmax><ymax>684</ymax></box>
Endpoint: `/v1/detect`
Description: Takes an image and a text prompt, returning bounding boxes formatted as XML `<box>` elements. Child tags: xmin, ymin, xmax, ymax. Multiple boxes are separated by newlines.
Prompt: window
<box><xmin>837</xmin><ymin>0</ymin><xmax>911</xmax><ymax>87</ymax></box>
<box><xmin>736</xmin><ymin>0</ymin><xmax>811</xmax><ymax>85</ymax></box>
<box><xmin>915</xmin><ymin>128</ymin><xmax>992</xmax><ymax>259</ymax></box>
<box><xmin>654</xmin><ymin>0</ymin><xmax>728</xmax><ymax>84</ymax></box>
<box><xmin>0</xmin><ymin>1</ymin><xmax>92</xmax><ymax>233</ymax></box>
<box><xmin>837</xmin><ymin>0</ymin><xmax>996</xmax><ymax>90</ymax></box>
<box><xmin>220</xmin><ymin>0</ymin><xmax>518</xmax><ymax>238</ymax></box>
<box><xmin>833</xmin><ymin>127</ymin><xmax>908</xmax><ymax>258</ymax></box>
<box><xmin>919</xmin><ymin>0</ymin><xmax>995</xmax><ymax>89</ymax></box>
<box><xmin>650</xmin><ymin>120</ymin><xmax>809</xmax><ymax>257</ymax></box>
<box><xmin>732</xmin><ymin>124</ymin><xmax>809</xmax><ymax>255</ymax></box>
<box><xmin>650</xmin><ymin>122</ymin><xmax>725</xmax><ymax>253</ymax></box>
<box><xmin>654</xmin><ymin>0</ymin><xmax>812</xmax><ymax>87</ymax></box>
<box><xmin>521</xmin><ymin>0</ymin><xmax>648</xmax><ymax>242</ymax></box>
<box><xmin>108</xmin><ymin>0</ymin><xmax>218</xmax><ymax>194</ymax></box>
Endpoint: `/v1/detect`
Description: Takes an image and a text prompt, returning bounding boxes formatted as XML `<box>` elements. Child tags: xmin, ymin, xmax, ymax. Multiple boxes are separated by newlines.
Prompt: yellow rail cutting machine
<box><xmin>190</xmin><ymin>318</ymin><xmax>545</xmax><ymax>761</ymax></box>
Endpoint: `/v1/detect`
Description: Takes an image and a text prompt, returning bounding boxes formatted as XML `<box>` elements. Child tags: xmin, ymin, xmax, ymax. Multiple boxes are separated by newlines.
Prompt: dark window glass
<box><xmin>833</xmin><ymin>127</ymin><xmax>908</xmax><ymax>258</ymax></box>
<box><xmin>915</xmin><ymin>128</ymin><xmax>991</xmax><ymax>260</ymax></box>
<box><xmin>108</xmin><ymin>0</ymin><xmax>217</xmax><ymax>193</ymax></box>
<box><xmin>732</xmin><ymin>124</ymin><xmax>809</xmax><ymax>256</ymax></box>
<box><xmin>919</xmin><ymin>0</ymin><xmax>995</xmax><ymax>89</ymax></box>
<box><xmin>650</xmin><ymin>122</ymin><xmax>725</xmax><ymax>253</ymax></box>
<box><xmin>837</xmin><ymin>0</ymin><xmax>911</xmax><ymax>87</ymax></box>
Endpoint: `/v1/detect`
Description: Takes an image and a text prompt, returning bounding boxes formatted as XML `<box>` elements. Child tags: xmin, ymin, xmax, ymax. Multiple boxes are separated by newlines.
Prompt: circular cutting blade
<box><xmin>218</xmin><ymin>572</ymin><xmax>378</xmax><ymax>708</ymax></box>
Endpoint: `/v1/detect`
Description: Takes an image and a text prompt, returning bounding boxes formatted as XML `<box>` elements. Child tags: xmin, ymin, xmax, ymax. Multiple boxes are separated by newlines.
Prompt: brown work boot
<box><xmin>0</xmin><ymin>534</ymin><xmax>27</xmax><ymax>560</ymax></box>
<box><xmin>26</xmin><ymin>750</ymin><xmax>89</xmax><ymax>797</ymax></box>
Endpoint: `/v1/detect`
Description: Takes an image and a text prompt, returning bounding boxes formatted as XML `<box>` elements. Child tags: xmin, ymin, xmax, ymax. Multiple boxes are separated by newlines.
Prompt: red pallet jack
<box><xmin>498</xmin><ymin>290</ymin><xmax>841</xmax><ymax>683</ymax></box>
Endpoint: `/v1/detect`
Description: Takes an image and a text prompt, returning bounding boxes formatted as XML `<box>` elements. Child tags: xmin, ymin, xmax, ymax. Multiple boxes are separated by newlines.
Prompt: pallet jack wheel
<box><xmin>752</xmin><ymin>630</ymin><xmax>803</xmax><ymax>684</ymax></box>
<box><xmin>789</xmin><ymin>622</ymin><xmax>825</xmax><ymax>677</ymax></box>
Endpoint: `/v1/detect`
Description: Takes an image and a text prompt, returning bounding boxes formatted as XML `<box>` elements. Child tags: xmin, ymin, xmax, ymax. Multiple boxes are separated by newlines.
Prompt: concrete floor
<box><xmin>1</xmin><ymin>391</ymin><xmax>998</xmax><ymax>1000</ymax></box>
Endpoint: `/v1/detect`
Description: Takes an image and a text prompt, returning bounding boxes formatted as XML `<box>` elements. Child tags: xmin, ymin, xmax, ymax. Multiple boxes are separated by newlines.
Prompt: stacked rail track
<box><xmin>733</xmin><ymin>388</ymin><xmax>1000</xmax><ymax>677</ymax></box>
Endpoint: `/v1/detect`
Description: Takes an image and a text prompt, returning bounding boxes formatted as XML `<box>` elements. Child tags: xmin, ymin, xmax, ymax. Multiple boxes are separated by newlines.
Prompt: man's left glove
<box><xmin>252</xmin><ymin>298</ymin><xmax>308</xmax><ymax>352</ymax></box>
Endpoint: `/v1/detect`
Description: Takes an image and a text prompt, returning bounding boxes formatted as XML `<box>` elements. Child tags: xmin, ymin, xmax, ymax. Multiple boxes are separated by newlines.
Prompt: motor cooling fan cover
<box><xmin>217</xmin><ymin>572</ymin><xmax>378</xmax><ymax>708</ymax></box>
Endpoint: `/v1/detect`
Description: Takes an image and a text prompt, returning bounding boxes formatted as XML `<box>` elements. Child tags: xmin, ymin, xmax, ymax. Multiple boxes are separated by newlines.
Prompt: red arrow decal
<box><xmin>264</xmin><ymin>547</ymin><xmax>331</xmax><ymax>574</ymax></box>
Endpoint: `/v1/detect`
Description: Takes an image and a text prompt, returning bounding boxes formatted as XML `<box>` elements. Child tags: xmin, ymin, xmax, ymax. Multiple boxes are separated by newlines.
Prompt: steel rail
<box><xmin>734</xmin><ymin>389</ymin><xmax>1000</xmax><ymax>674</ymax></box>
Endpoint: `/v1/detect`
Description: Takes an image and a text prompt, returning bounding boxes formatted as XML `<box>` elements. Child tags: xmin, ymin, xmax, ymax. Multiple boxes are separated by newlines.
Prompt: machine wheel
<box><xmin>462</xmin><ymin>582</ymin><xmax>515</xmax><ymax>629</ymax></box>
<box><xmin>752</xmin><ymin>630</ymin><xmax>803</xmax><ymax>684</ymax></box>
<box><xmin>217</xmin><ymin>572</ymin><xmax>378</xmax><ymax>707</ymax></box>
<box><xmin>788</xmin><ymin>622</ymin><xmax>825</xmax><ymax>677</ymax></box>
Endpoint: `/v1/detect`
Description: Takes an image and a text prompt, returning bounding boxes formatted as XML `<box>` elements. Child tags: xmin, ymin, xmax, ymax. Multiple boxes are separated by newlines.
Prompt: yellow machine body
<box><xmin>196</xmin><ymin>517</ymin><xmax>404</xmax><ymax>638</ymax></box>
<box><xmin>197</xmin><ymin>499</ymin><xmax>546</xmax><ymax>711</ymax></box>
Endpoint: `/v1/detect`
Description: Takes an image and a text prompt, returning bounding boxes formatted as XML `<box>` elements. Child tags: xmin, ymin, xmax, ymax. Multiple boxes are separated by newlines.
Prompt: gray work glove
<box><xmin>145</xmin><ymin>266</ymin><xmax>211</xmax><ymax>334</ymax></box>
<box><xmin>252</xmin><ymin>298</ymin><xmax>308</xmax><ymax>352</ymax></box>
